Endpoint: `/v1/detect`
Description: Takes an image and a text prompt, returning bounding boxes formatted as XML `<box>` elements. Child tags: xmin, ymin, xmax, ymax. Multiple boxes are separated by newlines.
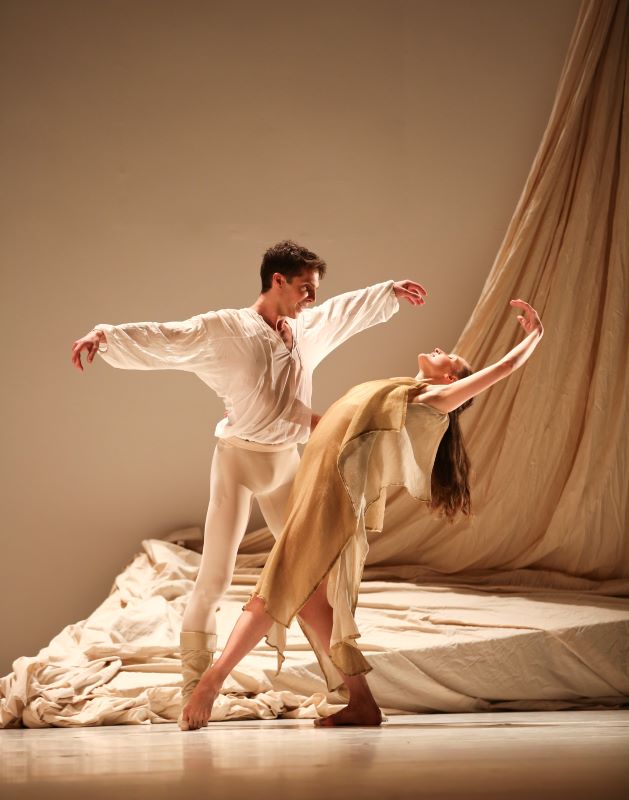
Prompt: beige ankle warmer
<box><xmin>178</xmin><ymin>630</ymin><xmax>217</xmax><ymax>731</ymax></box>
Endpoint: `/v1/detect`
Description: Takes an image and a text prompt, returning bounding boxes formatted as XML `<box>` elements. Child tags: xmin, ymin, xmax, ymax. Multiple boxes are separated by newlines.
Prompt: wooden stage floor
<box><xmin>1</xmin><ymin>710</ymin><xmax>628</xmax><ymax>799</ymax></box>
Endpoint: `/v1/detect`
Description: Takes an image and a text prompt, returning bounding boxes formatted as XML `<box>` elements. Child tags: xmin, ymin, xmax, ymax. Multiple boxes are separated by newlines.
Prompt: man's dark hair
<box><xmin>260</xmin><ymin>240</ymin><xmax>327</xmax><ymax>292</ymax></box>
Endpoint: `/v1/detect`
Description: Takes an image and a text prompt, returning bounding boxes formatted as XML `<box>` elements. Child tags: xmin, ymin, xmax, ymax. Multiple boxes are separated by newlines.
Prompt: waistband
<box><xmin>218</xmin><ymin>436</ymin><xmax>298</xmax><ymax>453</ymax></box>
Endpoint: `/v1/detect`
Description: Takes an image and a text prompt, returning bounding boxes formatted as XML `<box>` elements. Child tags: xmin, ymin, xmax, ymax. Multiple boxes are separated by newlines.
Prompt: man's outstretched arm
<box><xmin>71</xmin><ymin>314</ymin><xmax>216</xmax><ymax>373</ymax></box>
<box><xmin>300</xmin><ymin>279</ymin><xmax>427</xmax><ymax>367</ymax></box>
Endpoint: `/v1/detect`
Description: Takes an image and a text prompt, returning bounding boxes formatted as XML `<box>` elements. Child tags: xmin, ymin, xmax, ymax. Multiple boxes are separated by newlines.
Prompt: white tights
<box><xmin>181</xmin><ymin>438</ymin><xmax>300</xmax><ymax>635</ymax></box>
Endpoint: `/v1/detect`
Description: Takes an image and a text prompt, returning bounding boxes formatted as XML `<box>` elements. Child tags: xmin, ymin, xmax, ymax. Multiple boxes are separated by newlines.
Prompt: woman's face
<box><xmin>417</xmin><ymin>347</ymin><xmax>462</xmax><ymax>382</ymax></box>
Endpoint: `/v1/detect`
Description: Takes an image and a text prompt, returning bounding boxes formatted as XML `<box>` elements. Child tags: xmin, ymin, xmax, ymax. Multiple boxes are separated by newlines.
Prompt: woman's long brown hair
<box><xmin>430</xmin><ymin>362</ymin><xmax>474</xmax><ymax>519</ymax></box>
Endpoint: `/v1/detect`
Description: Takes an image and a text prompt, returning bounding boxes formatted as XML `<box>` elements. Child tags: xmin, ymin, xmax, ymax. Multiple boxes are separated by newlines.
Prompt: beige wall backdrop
<box><xmin>0</xmin><ymin>0</ymin><xmax>580</xmax><ymax>674</ymax></box>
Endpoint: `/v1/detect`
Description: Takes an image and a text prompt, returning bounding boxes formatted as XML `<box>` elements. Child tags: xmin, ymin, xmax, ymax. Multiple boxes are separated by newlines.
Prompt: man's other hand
<box><xmin>393</xmin><ymin>280</ymin><xmax>427</xmax><ymax>306</ymax></box>
<box><xmin>71</xmin><ymin>329</ymin><xmax>105</xmax><ymax>372</ymax></box>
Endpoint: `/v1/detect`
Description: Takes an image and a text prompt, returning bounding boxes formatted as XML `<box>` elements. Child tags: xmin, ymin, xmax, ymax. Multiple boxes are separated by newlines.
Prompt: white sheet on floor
<box><xmin>2</xmin><ymin>539</ymin><xmax>627</xmax><ymax>728</ymax></box>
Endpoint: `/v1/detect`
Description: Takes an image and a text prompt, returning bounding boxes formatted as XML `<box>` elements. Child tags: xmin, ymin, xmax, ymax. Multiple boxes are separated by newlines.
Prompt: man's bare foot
<box><xmin>314</xmin><ymin>702</ymin><xmax>383</xmax><ymax>728</ymax></box>
<box><xmin>181</xmin><ymin>669</ymin><xmax>221</xmax><ymax>730</ymax></box>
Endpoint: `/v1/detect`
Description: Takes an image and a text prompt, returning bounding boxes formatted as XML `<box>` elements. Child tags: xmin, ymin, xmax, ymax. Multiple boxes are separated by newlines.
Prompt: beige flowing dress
<box><xmin>251</xmin><ymin>377</ymin><xmax>449</xmax><ymax>691</ymax></box>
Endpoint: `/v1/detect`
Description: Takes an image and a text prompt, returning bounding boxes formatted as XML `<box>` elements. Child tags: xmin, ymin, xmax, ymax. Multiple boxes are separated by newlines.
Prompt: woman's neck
<box><xmin>415</xmin><ymin>371</ymin><xmax>447</xmax><ymax>386</ymax></box>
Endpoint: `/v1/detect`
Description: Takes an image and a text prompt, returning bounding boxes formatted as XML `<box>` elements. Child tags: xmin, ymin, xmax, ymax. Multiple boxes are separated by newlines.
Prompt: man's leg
<box><xmin>182</xmin><ymin>445</ymin><xmax>254</xmax><ymax>632</ymax></box>
<box><xmin>255</xmin><ymin>447</ymin><xmax>300</xmax><ymax>539</ymax></box>
<box><xmin>182</xmin><ymin>596</ymin><xmax>276</xmax><ymax>729</ymax></box>
<box><xmin>179</xmin><ymin>442</ymin><xmax>253</xmax><ymax>729</ymax></box>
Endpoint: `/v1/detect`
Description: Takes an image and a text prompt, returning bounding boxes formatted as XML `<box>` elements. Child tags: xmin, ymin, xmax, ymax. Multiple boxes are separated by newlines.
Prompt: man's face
<box><xmin>275</xmin><ymin>268</ymin><xmax>320</xmax><ymax>318</ymax></box>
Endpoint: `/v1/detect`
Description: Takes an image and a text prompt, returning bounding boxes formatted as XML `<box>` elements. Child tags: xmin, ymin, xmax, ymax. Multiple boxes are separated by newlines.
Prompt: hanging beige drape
<box><xmin>240</xmin><ymin>0</ymin><xmax>629</xmax><ymax>591</ymax></box>
<box><xmin>351</xmin><ymin>0</ymin><xmax>629</xmax><ymax>590</ymax></box>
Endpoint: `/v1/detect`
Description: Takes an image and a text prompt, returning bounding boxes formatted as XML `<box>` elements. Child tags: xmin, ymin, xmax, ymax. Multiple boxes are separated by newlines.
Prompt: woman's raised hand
<box><xmin>510</xmin><ymin>299</ymin><xmax>543</xmax><ymax>335</ymax></box>
<box><xmin>71</xmin><ymin>329</ymin><xmax>105</xmax><ymax>372</ymax></box>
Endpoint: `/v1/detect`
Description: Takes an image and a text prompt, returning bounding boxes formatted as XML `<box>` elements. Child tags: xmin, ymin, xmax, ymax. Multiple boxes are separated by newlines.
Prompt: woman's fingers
<box><xmin>511</xmin><ymin>299</ymin><xmax>542</xmax><ymax>334</ymax></box>
<box><xmin>511</xmin><ymin>299</ymin><xmax>533</xmax><ymax>320</ymax></box>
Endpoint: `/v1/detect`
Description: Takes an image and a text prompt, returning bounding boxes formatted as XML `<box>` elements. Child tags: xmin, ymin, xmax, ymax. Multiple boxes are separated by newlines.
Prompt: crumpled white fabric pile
<box><xmin>0</xmin><ymin>540</ymin><xmax>342</xmax><ymax>728</ymax></box>
<box><xmin>2</xmin><ymin>538</ymin><xmax>628</xmax><ymax>728</ymax></box>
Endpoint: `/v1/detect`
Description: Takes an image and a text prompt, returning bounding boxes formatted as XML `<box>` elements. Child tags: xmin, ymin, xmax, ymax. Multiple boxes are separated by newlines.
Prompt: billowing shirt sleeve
<box><xmin>299</xmin><ymin>281</ymin><xmax>399</xmax><ymax>368</ymax></box>
<box><xmin>94</xmin><ymin>313</ymin><xmax>217</xmax><ymax>372</ymax></box>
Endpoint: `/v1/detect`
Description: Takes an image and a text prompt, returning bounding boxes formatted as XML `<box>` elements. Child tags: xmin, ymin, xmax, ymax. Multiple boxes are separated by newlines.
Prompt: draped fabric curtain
<box><xmin>359</xmin><ymin>0</ymin><xmax>629</xmax><ymax>589</ymax></box>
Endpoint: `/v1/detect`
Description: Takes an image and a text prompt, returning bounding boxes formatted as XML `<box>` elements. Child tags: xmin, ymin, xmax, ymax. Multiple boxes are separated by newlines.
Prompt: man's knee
<box><xmin>189</xmin><ymin>578</ymin><xmax>230</xmax><ymax>610</ymax></box>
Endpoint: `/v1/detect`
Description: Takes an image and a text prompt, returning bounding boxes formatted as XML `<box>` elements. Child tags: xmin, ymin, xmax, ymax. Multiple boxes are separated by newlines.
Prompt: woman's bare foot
<box><xmin>181</xmin><ymin>668</ymin><xmax>221</xmax><ymax>730</ymax></box>
<box><xmin>314</xmin><ymin>700</ymin><xmax>383</xmax><ymax>728</ymax></box>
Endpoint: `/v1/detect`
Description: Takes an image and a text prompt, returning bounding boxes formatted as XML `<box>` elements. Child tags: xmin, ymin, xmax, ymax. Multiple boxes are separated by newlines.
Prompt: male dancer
<box><xmin>71</xmin><ymin>240</ymin><xmax>426</xmax><ymax>728</ymax></box>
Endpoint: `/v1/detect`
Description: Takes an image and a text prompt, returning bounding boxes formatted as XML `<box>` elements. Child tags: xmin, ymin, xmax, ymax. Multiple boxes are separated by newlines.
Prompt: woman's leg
<box><xmin>298</xmin><ymin>580</ymin><xmax>382</xmax><ymax>727</ymax></box>
<box><xmin>184</xmin><ymin>578</ymin><xmax>381</xmax><ymax>729</ymax></box>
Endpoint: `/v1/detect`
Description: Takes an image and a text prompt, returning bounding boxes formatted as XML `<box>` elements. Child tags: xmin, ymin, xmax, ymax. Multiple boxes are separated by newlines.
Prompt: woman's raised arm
<box><xmin>418</xmin><ymin>300</ymin><xmax>544</xmax><ymax>414</ymax></box>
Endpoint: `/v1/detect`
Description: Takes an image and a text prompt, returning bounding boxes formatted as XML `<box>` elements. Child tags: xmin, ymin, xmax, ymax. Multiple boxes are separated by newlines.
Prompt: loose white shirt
<box><xmin>95</xmin><ymin>281</ymin><xmax>399</xmax><ymax>445</ymax></box>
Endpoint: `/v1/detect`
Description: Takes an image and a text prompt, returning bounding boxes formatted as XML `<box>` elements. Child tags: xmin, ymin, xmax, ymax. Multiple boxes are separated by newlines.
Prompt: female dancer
<box><xmin>182</xmin><ymin>299</ymin><xmax>543</xmax><ymax>729</ymax></box>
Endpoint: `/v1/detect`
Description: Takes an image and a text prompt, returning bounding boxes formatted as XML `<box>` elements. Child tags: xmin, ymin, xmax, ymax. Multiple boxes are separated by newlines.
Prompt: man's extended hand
<box><xmin>71</xmin><ymin>329</ymin><xmax>105</xmax><ymax>372</ymax></box>
<box><xmin>393</xmin><ymin>280</ymin><xmax>427</xmax><ymax>306</ymax></box>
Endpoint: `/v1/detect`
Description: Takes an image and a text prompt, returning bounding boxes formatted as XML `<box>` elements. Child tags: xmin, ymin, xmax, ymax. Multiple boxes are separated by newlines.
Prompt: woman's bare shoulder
<box><xmin>410</xmin><ymin>386</ymin><xmax>449</xmax><ymax>414</ymax></box>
